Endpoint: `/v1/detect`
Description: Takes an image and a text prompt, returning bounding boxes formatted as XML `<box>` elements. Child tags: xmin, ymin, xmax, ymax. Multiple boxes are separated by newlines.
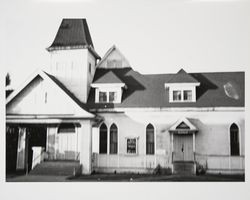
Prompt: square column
<box><xmin>79</xmin><ymin>120</ymin><xmax>93</xmax><ymax>174</ymax></box>
<box><xmin>16</xmin><ymin>127</ymin><xmax>27</xmax><ymax>170</ymax></box>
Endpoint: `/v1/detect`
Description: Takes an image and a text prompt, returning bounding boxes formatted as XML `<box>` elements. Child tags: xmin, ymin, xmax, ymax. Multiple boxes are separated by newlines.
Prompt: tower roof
<box><xmin>47</xmin><ymin>18</ymin><xmax>94</xmax><ymax>51</ymax></box>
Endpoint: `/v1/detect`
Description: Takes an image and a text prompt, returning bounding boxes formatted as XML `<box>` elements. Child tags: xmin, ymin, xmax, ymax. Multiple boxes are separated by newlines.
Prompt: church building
<box><xmin>6</xmin><ymin>19</ymin><xmax>245</xmax><ymax>175</ymax></box>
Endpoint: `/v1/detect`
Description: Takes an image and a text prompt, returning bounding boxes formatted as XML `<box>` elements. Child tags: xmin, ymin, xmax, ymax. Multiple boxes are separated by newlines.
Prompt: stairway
<box><xmin>29</xmin><ymin>161</ymin><xmax>81</xmax><ymax>176</ymax></box>
<box><xmin>173</xmin><ymin>162</ymin><xmax>195</xmax><ymax>175</ymax></box>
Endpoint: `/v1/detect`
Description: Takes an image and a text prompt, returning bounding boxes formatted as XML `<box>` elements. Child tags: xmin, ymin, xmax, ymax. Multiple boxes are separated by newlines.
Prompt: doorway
<box><xmin>173</xmin><ymin>135</ymin><xmax>193</xmax><ymax>162</ymax></box>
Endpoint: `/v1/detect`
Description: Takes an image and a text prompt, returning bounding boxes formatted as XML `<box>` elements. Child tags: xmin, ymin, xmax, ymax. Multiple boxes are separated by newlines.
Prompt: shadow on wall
<box><xmin>190</xmin><ymin>73</ymin><xmax>218</xmax><ymax>100</ymax></box>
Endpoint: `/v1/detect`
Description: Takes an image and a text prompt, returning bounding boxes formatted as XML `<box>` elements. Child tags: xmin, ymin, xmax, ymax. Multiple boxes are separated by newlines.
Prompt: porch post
<box><xmin>79</xmin><ymin>120</ymin><xmax>93</xmax><ymax>174</ymax></box>
<box><xmin>193</xmin><ymin>133</ymin><xmax>195</xmax><ymax>152</ymax></box>
<box><xmin>171</xmin><ymin>132</ymin><xmax>174</xmax><ymax>162</ymax></box>
<box><xmin>16</xmin><ymin>127</ymin><xmax>27</xmax><ymax>170</ymax></box>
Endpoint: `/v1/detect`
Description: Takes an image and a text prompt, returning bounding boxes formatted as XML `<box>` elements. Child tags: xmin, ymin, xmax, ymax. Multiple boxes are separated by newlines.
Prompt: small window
<box><xmin>173</xmin><ymin>90</ymin><xmax>181</xmax><ymax>101</ymax></box>
<box><xmin>146</xmin><ymin>124</ymin><xmax>155</xmax><ymax>155</ymax></box>
<box><xmin>89</xmin><ymin>63</ymin><xmax>91</xmax><ymax>74</ymax></box>
<box><xmin>99</xmin><ymin>91</ymin><xmax>107</xmax><ymax>103</ymax></box>
<box><xmin>184</xmin><ymin>90</ymin><xmax>192</xmax><ymax>101</ymax></box>
<box><xmin>110</xmin><ymin>124</ymin><xmax>118</xmax><ymax>154</ymax></box>
<box><xmin>99</xmin><ymin>123</ymin><xmax>108</xmax><ymax>154</ymax></box>
<box><xmin>230</xmin><ymin>123</ymin><xmax>240</xmax><ymax>156</ymax></box>
<box><xmin>127</xmin><ymin>138</ymin><xmax>137</xmax><ymax>154</ymax></box>
<box><xmin>109</xmin><ymin>92</ymin><xmax>117</xmax><ymax>103</ymax></box>
<box><xmin>58</xmin><ymin>123</ymin><xmax>75</xmax><ymax>133</ymax></box>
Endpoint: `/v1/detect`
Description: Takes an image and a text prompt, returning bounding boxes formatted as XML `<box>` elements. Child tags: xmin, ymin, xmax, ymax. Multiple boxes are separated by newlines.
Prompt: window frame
<box><xmin>98</xmin><ymin>90</ymin><xmax>118</xmax><ymax>103</ymax></box>
<box><xmin>146</xmin><ymin>124</ymin><xmax>155</xmax><ymax>155</ymax></box>
<box><xmin>99</xmin><ymin>91</ymin><xmax>107</xmax><ymax>103</ymax></box>
<box><xmin>230</xmin><ymin>123</ymin><xmax>240</xmax><ymax>156</ymax></box>
<box><xmin>109</xmin><ymin>124</ymin><xmax>118</xmax><ymax>154</ymax></box>
<box><xmin>99</xmin><ymin>123</ymin><xmax>108</xmax><ymax>154</ymax></box>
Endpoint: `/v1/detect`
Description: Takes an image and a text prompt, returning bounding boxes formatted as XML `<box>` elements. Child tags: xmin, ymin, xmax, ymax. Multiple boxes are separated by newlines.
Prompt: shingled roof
<box><xmin>87</xmin><ymin>68</ymin><xmax>244</xmax><ymax>109</ymax></box>
<box><xmin>167</xmin><ymin>68</ymin><xmax>199</xmax><ymax>83</ymax></box>
<box><xmin>47</xmin><ymin>18</ymin><xmax>94</xmax><ymax>51</ymax></box>
<box><xmin>92</xmin><ymin>71</ymin><xmax>124</xmax><ymax>84</ymax></box>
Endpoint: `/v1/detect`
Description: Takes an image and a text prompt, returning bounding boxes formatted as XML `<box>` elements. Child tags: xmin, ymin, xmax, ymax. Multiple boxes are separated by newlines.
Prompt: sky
<box><xmin>1</xmin><ymin>0</ymin><xmax>250</xmax><ymax>89</ymax></box>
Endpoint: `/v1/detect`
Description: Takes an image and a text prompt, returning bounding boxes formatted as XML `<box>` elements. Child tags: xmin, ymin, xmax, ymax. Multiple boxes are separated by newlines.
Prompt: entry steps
<box><xmin>173</xmin><ymin>161</ymin><xmax>195</xmax><ymax>175</ymax></box>
<box><xmin>29</xmin><ymin>160</ymin><xmax>81</xmax><ymax>176</ymax></box>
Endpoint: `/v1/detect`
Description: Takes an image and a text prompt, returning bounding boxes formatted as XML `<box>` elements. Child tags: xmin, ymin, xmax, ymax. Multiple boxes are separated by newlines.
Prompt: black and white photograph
<box><xmin>1</xmin><ymin>0</ymin><xmax>250</xmax><ymax>199</ymax></box>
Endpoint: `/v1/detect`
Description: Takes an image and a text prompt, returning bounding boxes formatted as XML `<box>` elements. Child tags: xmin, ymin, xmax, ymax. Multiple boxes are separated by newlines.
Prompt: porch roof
<box><xmin>169</xmin><ymin>117</ymin><xmax>198</xmax><ymax>134</ymax></box>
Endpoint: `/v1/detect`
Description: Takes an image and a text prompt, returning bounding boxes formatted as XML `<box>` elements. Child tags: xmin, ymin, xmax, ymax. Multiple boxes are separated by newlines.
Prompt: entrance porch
<box><xmin>169</xmin><ymin>117</ymin><xmax>198</xmax><ymax>174</ymax></box>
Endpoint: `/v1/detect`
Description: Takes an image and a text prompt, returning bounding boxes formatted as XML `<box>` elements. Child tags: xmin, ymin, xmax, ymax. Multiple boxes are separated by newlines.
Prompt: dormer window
<box><xmin>173</xmin><ymin>90</ymin><xmax>182</xmax><ymax>101</ymax></box>
<box><xmin>99</xmin><ymin>91</ymin><xmax>107</xmax><ymax>102</ymax></box>
<box><xmin>165</xmin><ymin>69</ymin><xmax>200</xmax><ymax>103</ymax></box>
<box><xmin>172</xmin><ymin>89</ymin><xmax>193</xmax><ymax>102</ymax></box>
<box><xmin>91</xmin><ymin>71</ymin><xmax>126</xmax><ymax>104</ymax></box>
<box><xmin>98</xmin><ymin>91</ymin><xmax>118</xmax><ymax>103</ymax></box>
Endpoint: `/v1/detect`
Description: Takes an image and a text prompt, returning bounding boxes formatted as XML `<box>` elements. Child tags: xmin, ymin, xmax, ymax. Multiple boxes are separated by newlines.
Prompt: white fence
<box><xmin>92</xmin><ymin>153</ymin><xmax>171</xmax><ymax>172</ymax></box>
<box><xmin>195</xmin><ymin>153</ymin><xmax>245</xmax><ymax>173</ymax></box>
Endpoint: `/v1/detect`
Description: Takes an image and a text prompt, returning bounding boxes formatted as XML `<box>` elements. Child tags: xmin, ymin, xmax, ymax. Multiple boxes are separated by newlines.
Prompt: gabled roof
<box><xmin>167</xmin><ymin>68</ymin><xmax>199</xmax><ymax>84</ymax></box>
<box><xmin>92</xmin><ymin>71</ymin><xmax>124</xmax><ymax>84</ymax></box>
<box><xmin>47</xmin><ymin>18</ymin><xmax>95</xmax><ymax>51</ymax></box>
<box><xmin>96</xmin><ymin>45</ymin><xmax>130</xmax><ymax>68</ymax></box>
<box><xmin>87</xmin><ymin>68</ymin><xmax>244</xmax><ymax>108</ymax></box>
<box><xmin>169</xmin><ymin>117</ymin><xmax>198</xmax><ymax>132</ymax></box>
<box><xmin>6</xmin><ymin>70</ymin><xmax>95</xmax><ymax>118</ymax></box>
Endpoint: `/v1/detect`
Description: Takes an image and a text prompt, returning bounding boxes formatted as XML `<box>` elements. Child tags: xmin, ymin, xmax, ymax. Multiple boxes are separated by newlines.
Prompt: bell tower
<box><xmin>47</xmin><ymin>18</ymin><xmax>100</xmax><ymax>103</ymax></box>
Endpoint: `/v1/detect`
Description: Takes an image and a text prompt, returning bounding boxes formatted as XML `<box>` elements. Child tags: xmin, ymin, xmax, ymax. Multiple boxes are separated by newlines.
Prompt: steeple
<box><xmin>48</xmin><ymin>18</ymin><xmax>94</xmax><ymax>51</ymax></box>
<box><xmin>47</xmin><ymin>18</ymin><xmax>100</xmax><ymax>103</ymax></box>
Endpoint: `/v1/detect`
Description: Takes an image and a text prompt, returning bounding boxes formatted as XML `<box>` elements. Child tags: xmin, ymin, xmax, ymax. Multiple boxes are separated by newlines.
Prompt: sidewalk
<box><xmin>6</xmin><ymin>173</ymin><xmax>244</xmax><ymax>182</ymax></box>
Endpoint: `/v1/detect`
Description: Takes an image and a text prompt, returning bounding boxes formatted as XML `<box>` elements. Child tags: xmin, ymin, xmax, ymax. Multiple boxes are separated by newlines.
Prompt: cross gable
<box><xmin>97</xmin><ymin>45</ymin><xmax>130</xmax><ymax>69</ymax></box>
<box><xmin>6</xmin><ymin>70</ymin><xmax>94</xmax><ymax>118</ymax></box>
<box><xmin>169</xmin><ymin>117</ymin><xmax>198</xmax><ymax>133</ymax></box>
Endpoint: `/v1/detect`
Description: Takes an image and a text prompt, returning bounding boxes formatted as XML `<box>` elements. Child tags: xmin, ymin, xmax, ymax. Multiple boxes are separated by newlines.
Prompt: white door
<box><xmin>174</xmin><ymin>135</ymin><xmax>193</xmax><ymax>161</ymax></box>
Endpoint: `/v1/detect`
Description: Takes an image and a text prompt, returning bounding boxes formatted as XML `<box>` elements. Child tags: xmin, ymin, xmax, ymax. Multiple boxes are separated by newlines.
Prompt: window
<box><xmin>110</xmin><ymin>124</ymin><xmax>118</xmax><ymax>154</ymax></box>
<box><xmin>230</xmin><ymin>123</ymin><xmax>240</xmax><ymax>156</ymax></box>
<box><xmin>173</xmin><ymin>90</ymin><xmax>181</xmax><ymax>101</ymax></box>
<box><xmin>99</xmin><ymin>123</ymin><xmax>107</xmax><ymax>154</ymax></box>
<box><xmin>88</xmin><ymin>63</ymin><xmax>91</xmax><ymax>74</ymax></box>
<box><xmin>146</xmin><ymin>124</ymin><xmax>155</xmax><ymax>155</ymax></box>
<box><xmin>127</xmin><ymin>138</ymin><xmax>137</xmax><ymax>154</ymax></box>
<box><xmin>184</xmin><ymin>90</ymin><xmax>192</xmax><ymax>101</ymax></box>
<box><xmin>173</xmin><ymin>90</ymin><xmax>193</xmax><ymax>102</ymax></box>
<box><xmin>99</xmin><ymin>91</ymin><xmax>117</xmax><ymax>103</ymax></box>
<box><xmin>99</xmin><ymin>91</ymin><xmax>107</xmax><ymax>103</ymax></box>
<box><xmin>58</xmin><ymin>123</ymin><xmax>75</xmax><ymax>133</ymax></box>
<box><xmin>109</xmin><ymin>92</ymin><xmax>117</xmax><ymax>103</ymax></box>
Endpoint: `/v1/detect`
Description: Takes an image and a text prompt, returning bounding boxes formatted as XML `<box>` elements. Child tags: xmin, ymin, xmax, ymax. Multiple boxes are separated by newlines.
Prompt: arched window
<box><xmin>58</xmin><ymin>123</ymin><xmax>75</xmax><ymax>133</ymax></box>
<box><xmin>146</xmin><ymin>124</ymin><xmax>155</xmax><ymax>155</ymax></box>
<box><xmin>230</xmin><ymin>123</ymin><xmax>240</xmax><ymax>156</ymax></box>
<box><xmin>110</xmin><ymin>124</ymin><xmax>118</xmax><ymax>154</ymax></box>
<box><xmin>99</xmin><ymin>123</ymin><xmax>107</xmax><ymax>154</ymax></box>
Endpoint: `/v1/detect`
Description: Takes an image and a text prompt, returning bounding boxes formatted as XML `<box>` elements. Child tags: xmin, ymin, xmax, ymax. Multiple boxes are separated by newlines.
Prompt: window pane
<box><xmin>99</xmin><ymin>92</ymin><xmax>107</xmax><ymax>103</ymax></box>
<box><xmin>109</xmin><ymin>92</ymin><xmax>117</xmax><ymax>103</ymax></box>
<box><xmin>173</xmin><ymin>90</ymin><xmax>181</xmax><ymax>101</ymax></box>
<box><xmin>146</xmin><ymin>124</ymin><xmax>154</xmax><ymax>155</ymax></box>
<box><xmin>127</xmin><ymin>138</ymin><xmax>136</xmax><ymax>154</ymax></box>
<box><xmin>230</xmin><ymin>123</ymin><xmax>239</xmax><ymax>156</ymax></box>
<box><xmin>100</xmin><ymin>124</ymin><xmax>107</xmax><ymax>154</ymax></box>
<box><xmin>184</xmin><ymin>90</ymin><xmax>192</xmax><ymax>101</ymax></box>
<box><xmin>110</xmin><ymin>124</ymin><xmax>118</xmax><ymax>154</ymax></box>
